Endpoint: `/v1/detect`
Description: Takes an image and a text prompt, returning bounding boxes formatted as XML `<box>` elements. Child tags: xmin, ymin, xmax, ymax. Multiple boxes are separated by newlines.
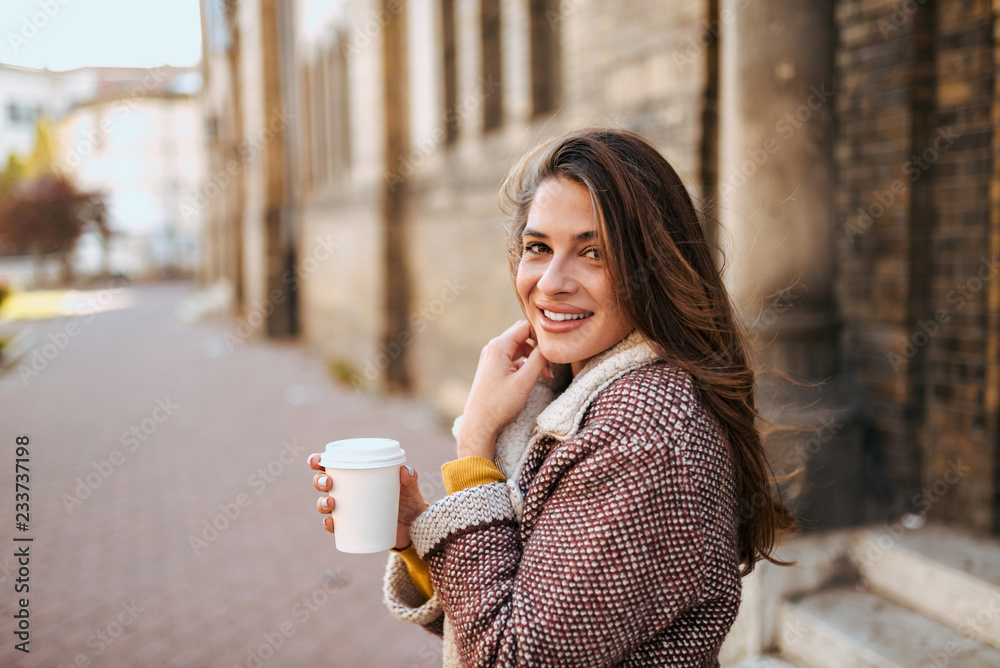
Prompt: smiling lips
<box><xmin>537</xmin><ymin>306</ymin><xmax>595</xmax><ymax>332</ymax></box>
<box><xmin>542</xmin><ymin>309</ymin><xmax>593</xmax><ymax>321</ymax></box>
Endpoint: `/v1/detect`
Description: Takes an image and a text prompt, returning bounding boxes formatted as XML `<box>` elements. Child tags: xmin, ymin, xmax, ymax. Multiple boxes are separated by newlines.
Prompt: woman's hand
<box><xmin>310</xmin><ymin>455</ymin><xmax>427</xmax><ymax>551</ymax></box>
<box><xmin>457</xmin><ymin>320</ymin><xmax>551</xmax><ymax>459</ymax></box>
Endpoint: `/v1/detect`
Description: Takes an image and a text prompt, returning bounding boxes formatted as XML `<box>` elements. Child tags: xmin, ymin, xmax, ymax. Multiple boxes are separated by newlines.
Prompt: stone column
<box><xmin>380</xmin><ymin>0</ymin><xmax>413</xmax><ymax>392</ymax></box>
<box><xmin>718</xmin><ymin>0</ymin><xmax>862</xmax><ymax>527</ymax></box>
<box><xmin>226</xmin><ymin>3</ymin><xmax>246</xmax><ymax>313</ymax></box>
<box><xmin>717</xmin><ymin>2</ymin><xmax>864</xmax><ymax>660</ymax></box>
<box><xmin>260</xmin><ymin>0</ymin><xmax>298</xmax><ymax>337</ymax></box>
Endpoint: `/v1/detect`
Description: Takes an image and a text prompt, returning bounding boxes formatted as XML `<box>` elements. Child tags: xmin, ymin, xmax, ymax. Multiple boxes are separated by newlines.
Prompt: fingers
<box><xmin>511</xmin><ymin>338</ymin><xmax>537</xmax><ymax>362</ymax></box>
<box><xmin>501</xmin><ymin>318</ymin><xmax>532</xmax><ymax>339</ymax></box>
<box><xmin>399</xmin><ymin>465</ymin><xmax>424</xmax><ymax>507</ymax></box>
<box><xmin>397</xmin><ymin>465</ymin><xmax>427</xmax><ymax>527</ymax></box>
<box><xmin>313</xmin><ymin>471</ymin><xmax>331</xmax><ymax>492</ymax></box>
<box><xmin>518</xmin><ymin>342</ymin><xmax>551</xmax><ymax>381</ymax></box>
<box><xmin>311</xmin><ymin>454</ymin><xmax>335</xmax><ymax>533</ymax></box>
<box><xmin>488</xmin><ymin>320</ymin><xmax>532</xmax><ymax>355</ymax></box>
<box><xmin>315</xmin><ymin>495</ymin><xmax>334</xmax><ymax>514</ymax></box>
<box><xmin>399</xmin><ymin>464</ymin><xmax>417</xmax><ymax>488</ymax></box>
<box><xmin>483</xmin><ymin>321</ymin><xmax>538</xmax><ymax>367</ymax></box>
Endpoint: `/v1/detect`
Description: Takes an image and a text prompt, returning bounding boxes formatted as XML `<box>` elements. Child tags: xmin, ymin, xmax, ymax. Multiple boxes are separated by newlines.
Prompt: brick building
<box><xmin>198</xmin><ymin>0</ymin><xmax>999</xmax><ymax>660</ymax></box>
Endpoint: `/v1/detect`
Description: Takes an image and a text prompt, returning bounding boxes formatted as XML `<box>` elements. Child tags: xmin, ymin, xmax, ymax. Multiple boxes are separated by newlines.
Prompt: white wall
<box><xmin>0</xmin><ymin>64</ymin><xmax>96</xmax><ymax>164</ymax></box>
<box><xmin>57</xmin><ymin>95</ymin><xmax>206</xmax><ymax>276</ymax></box>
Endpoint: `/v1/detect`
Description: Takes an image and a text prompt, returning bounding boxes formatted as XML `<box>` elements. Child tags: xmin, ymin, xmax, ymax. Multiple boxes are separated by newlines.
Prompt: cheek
<box><xmin>592</xmin><ymin>279</ymin><xmax>629</xmax><ymax>330</ymax></box>
<box><xmin>515</xmin><ymin>262</ymin><xmax>535</xmax><ymax>302</ymax></box>
<box><xmin>589</xmin><ymin>276</ymin><xmax>617</xmax><ymax>313</ymax></box>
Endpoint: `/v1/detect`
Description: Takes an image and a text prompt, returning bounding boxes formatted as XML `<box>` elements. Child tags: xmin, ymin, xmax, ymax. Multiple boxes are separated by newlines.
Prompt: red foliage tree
<box><xmin>0</xmin><ymin>175</ymin><xmax>108</xmax><ymax>283</ymax></box>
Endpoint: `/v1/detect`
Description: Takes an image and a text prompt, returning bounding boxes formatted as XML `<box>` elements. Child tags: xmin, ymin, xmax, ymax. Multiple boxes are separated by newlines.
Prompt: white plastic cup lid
<box><xmin>319</xmin><ymin>438</ymin><xmax>406</xmax><ymax>469</ymax></box>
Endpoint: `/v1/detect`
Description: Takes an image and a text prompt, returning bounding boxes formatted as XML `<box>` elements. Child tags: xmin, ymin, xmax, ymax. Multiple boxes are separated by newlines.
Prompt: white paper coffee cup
<box><xmin>320</xmin><ymin>438</ymin><xmax>406</xmax><ymax>553</ymax></box>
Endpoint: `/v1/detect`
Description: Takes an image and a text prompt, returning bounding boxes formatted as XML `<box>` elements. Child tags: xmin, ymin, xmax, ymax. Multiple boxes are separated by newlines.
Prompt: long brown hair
<box><xmin>500</xmin><ymin>128</ymin><xmax>795</xmax><ymax>575</ymax></box>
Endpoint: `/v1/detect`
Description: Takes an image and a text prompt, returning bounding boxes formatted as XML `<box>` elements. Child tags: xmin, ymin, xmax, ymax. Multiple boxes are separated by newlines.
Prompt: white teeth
<box><xmin>543</xmin><ymin>309</ymin><xmax>593</xmax><ymax>322</ymax></box>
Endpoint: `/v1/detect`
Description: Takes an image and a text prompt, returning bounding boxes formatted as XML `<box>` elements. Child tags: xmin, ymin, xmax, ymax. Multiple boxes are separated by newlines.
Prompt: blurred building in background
<box><xmin>199</xmin><ymin>0</ymin><xmax>300</xmax><ymax>335</ymax></box>
<box><xmin>198</xmin><ymin>0</ymin><xmax>998</xmax><ymax>528</ymax></box>
<box><xmin>56</xmin><ymin>67</ymin><xmax>206</xmax><ymax>278</ymax></box>
<box><xmin>197</xmin><ymin>1</ymin><xmax>999</xmax><ymax>659</ymax></box>
<box><xmin>0</xmin><ymin>64</ymin><xmax>204</xmax><ymax>285</ymax></box>
<box><xmin>0</xmin><ymin>63</ymin><xmax>95</xmax><ymax>162</ymax></box>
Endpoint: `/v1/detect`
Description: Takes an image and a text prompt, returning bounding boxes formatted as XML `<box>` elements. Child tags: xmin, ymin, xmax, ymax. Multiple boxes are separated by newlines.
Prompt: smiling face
<box><xmin>516</xmin><ymin>177</ymin><xmax>632</xmax><ymax>376</ymax></box>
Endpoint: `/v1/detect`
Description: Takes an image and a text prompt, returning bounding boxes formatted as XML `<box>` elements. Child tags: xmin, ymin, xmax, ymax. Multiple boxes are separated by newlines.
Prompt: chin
<box><xmin>535</xmin><ymin>341</ymin><xmax>581</xmax><ymax>367</ymax></box>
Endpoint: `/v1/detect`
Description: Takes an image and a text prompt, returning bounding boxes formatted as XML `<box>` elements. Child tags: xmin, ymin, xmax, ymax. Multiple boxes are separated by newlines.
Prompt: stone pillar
<box><xmin>380</xmin><ymin>0</ymin><xmax>413</xmax><ymax>392</ymax></box>
<box><xmin>260</xmin><ymin>0</ymin><xmax>298</xmax><ymax>337</ymax></box>
<box><xmin>718</xmin><ymin>0</ymin><xmax>863</xmax><ymax>527</ymax></box>
<box><xmin>224</xmin><ymin>1</ymin><xmax>246</xmax><ymax>313</ymax></box>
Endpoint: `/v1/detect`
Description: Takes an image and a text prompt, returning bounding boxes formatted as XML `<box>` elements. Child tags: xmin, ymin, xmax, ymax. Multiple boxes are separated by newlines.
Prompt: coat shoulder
<box><xmin>587</xmin><ymin>361</ymin><xmax>707</xmax><ymax>433</ymax></box>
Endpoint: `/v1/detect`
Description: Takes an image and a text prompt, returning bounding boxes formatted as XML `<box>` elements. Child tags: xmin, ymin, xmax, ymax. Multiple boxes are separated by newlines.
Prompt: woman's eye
<box><xmin>583</xmin><ymin>247</ymin><xmax>602</xmax><ymax>260</ymax></box>
<box><xmin>524</xmin><ymin>241</ymin><xmax>549</xmax><ymax>254</ymax></box>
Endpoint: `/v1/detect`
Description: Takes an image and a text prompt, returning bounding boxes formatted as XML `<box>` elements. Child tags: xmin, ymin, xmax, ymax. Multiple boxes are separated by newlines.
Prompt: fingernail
<box><xmin>405</xmin><ymin>465</ymin><xmax>414</xmax><ymax>477</ymax></box>
<box><xmin>318</xmin><ymin>475</ymin><xmax>329</xmax><ymax>487</ymax></box>
<box><xmin>307</xmin><ymin>454</ymin><xmax>315</xmax><ymax>465</ymax></box>
<box><xmin>321</xmin><ymin>497</ymin><xmax>330</xmax><ymax>508</ymax></box>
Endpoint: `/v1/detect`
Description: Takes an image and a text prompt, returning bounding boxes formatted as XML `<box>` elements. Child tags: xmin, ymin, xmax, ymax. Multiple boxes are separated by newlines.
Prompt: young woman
<box><xmin>309</xmin><ymin>128</ymin><xmax>795</xmax><ymax>666</ymax></box>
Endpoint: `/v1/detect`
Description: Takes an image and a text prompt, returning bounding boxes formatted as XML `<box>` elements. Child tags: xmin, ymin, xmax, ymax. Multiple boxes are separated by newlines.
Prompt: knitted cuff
<box><xmin>409</xmin><ymin>481</ymin><xmax>516</xmax><ymax>559</ymax></box>
<box><xmin>382</xmin><ymin>552</ymin><xmax>443</xmax><ymax>627</ymax></box>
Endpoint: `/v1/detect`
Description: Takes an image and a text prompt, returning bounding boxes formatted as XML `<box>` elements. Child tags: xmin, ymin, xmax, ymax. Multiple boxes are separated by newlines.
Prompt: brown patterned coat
<box><xmin>383</xmin><ymin>333</ymin><xmax>742</xmax><ymax>667</ymax></box>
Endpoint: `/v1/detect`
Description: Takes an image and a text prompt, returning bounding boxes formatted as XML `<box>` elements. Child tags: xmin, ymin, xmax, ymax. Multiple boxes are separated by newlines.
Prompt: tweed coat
<box><xmin>383</xmin><ymin>331</ymin><xmax>742</xmax><ymax>667</ymax></box>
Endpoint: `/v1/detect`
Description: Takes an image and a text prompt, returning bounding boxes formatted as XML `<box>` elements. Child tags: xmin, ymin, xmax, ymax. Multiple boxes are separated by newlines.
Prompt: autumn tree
<box><xmin>0</xmin><ymin>175</ymin><xmax>108</xmax><ymax>284</ymax></box>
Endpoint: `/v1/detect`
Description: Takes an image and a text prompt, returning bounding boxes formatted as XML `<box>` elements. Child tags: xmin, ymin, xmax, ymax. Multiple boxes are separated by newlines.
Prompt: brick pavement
<box><xmin>0</xmin><ymin>281</ymin><xmax>456</xmax><ymax>668</ymax></box>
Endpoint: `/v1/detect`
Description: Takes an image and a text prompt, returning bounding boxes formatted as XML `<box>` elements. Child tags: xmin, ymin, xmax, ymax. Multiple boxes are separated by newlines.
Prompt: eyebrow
<box><xmin>522</xmin><ymin>228</ymin><xmax>596</xmax><ymax>242</ymax></box>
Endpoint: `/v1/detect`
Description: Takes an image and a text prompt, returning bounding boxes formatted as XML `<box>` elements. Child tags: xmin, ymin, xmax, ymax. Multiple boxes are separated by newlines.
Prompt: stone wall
<box><xmin>297</xmin><ymin>0</ymin><xmax>711</xmax><ymax>414</ymax></box>
<box><xmin>924</xmin><ymin>0</ymin><xmax>998</xmax><ymax>531</ymax></box>
<box><xmin>200</xmin><ymin>0</ymin><xmax>999</xmax><ymax>532</ymax></box>
<box><xmin>835</xmin><ymin>0</ymin><xmax>998</xmax><ymax>531</ymax></box>
<box><xmin>835</xmin><ymin>0</ymin><xmax>936</xmax><ymax>521</ymax></box>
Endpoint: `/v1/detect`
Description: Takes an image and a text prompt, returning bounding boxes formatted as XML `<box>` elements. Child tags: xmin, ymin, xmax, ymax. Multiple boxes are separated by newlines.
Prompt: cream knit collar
<box><xmin>535</xmin><ymin>329</ymin><xmax>661</xmax><ymax>440</ymax></box>
<box><xmin>492</xmin><ymin>330</ymin><xmax>662</xmax><ymax>517</ymax></box>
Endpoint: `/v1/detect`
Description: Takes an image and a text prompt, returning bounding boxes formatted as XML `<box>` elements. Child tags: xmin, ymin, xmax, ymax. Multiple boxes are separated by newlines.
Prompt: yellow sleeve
<box><xmin>441</xmin><ymin>456</ymin><xmax>506</xmax><ymax>494</ymax></box>
<box><xmin>390</xmin><ymin>544</ymin><xmax>434</xmax><ymax>600</ymax></box>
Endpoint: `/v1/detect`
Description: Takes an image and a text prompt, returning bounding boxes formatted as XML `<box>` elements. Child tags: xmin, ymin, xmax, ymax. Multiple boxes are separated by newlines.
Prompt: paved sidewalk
<box><xmin>0</xmin><ymin>280</ymin><xmax>456</xmax><ymax>667</ymax></box>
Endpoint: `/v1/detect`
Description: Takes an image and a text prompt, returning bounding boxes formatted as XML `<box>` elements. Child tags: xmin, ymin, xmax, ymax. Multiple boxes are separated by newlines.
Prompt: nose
<box><xmin>536</xmin><ymin>253</ymin><xmax>578</xmax><ymax>296</ymax></box>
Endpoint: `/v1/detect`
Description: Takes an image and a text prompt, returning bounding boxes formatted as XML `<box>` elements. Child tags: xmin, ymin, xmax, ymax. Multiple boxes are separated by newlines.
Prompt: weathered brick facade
<box><xmin>292</xmin><ymin>0</ymin><xmax>712</xmax><ymax>411</ymax></box>
<box><xmin>835</xmin><ymin>0</ymin><xmax>998</xmax><ymax>532</ymax></box>
<box><xmin>200</xmin><ymin>0</ymin><xmax>998</xmax><ymax>533</ymax></box>
<box><xmin>926</xmin><ymin>0</ymin><xmax>997</xmax><ymax>531</ymax></box>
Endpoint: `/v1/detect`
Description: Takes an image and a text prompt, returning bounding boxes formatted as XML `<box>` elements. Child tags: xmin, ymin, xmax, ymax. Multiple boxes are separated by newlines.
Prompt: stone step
<box><xmin>848</xmin><ymin>523</ymin><xmax>1000</xmax><ymax>649</ymax></box>
<box><xmin>777</xmin><ymin>587</ymin><xmax>1000</xmax><ymax>668</ymax></box>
